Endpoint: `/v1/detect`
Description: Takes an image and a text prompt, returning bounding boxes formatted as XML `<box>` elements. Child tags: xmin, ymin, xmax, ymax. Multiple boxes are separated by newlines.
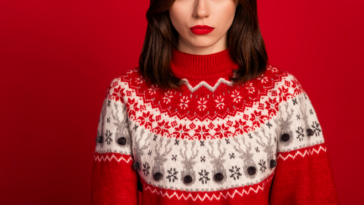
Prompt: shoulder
<box><xmin>104</xmin><ymin>67</ymin><xmax>144</xmax><ymax>103</ymax></box>
<box><xmin>264</xmin><ymin>64</ymin><xmax>301</xmax><ymax>85</ymax></box>
<box><xmin>111</xmin><ymin>67</ymin><xmax>143</xmax><ymax>85</ymax></box>
<box><xmin>263</xmin><ymin>64</ymin><xmax>306</xmax><ymax>102</ymax></box>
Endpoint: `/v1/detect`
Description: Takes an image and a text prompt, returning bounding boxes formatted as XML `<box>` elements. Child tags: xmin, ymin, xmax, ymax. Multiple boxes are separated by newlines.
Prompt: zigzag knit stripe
<box><xmin>277</xmin><ymin>143</ymin><xmax>327</xmax><ymax>160</ymax></box>
<box><xmin>110</xmin><ymin>65</ymin><xmax>294</xmax><ymax>121</ymax></box>
<box><xmin>94</xmin><ymin>152</ymin><xmax>134</xmax><ymax>163</ymax></box>
<box><xmin>140</xmin><ymin>172</ymin><xmax>274</xmax><ymax>202</ymax></box>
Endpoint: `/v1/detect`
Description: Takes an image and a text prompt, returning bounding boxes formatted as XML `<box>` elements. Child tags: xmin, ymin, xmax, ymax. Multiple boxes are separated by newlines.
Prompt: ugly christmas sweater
<box><xmin>91</xmin><ymin>48</ymin><xmax>339</xmax><ymax>205</ymax></box>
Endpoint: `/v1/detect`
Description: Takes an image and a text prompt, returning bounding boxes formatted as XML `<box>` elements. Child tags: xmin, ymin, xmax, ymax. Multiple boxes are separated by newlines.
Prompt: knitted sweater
<box><xmin>91</xmin><ymin>48</ymin><xmax>339</xmax><ymax>205</ymax></box>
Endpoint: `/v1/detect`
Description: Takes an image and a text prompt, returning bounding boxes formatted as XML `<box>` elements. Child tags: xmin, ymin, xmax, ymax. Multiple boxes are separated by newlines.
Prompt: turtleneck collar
<box><xmin>171</xmin><ymin>48</ymin><xmax>239</xmax><ymax>82</ymax></box>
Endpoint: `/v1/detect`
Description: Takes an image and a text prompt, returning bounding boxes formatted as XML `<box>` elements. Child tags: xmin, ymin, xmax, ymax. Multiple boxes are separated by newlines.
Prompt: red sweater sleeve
<box><xmin>269</xmin><ymin>86</ymin><xmax>339</xmax><ymax>204</ymax></box>
<box><xmin>91</xmin><ymin>78</ymin><xmax>138</xmax><ymax>205</ymax></box>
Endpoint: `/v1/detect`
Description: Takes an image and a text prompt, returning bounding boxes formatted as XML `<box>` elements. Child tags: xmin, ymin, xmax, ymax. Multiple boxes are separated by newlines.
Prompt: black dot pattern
<box><xmin>153</xmin><ymin>172</ymin><xmax>163</xmax><ymax>181</ymax></box>
<box><xmin>95</xmin><ymin>136</ymin><xmax>103</xmax><ymax>143</ymax></box>
<box><xmin>214</xmin><ymin>173</ymin><xmax>224</xmax><ymax>182</ymax></box>
<box><xmin>307</xmin><ymin>128</ymin><xmax>314</xmax><ymax>137</ymax></box>
<box><xmin>132</xmin><ymin>161</ymin><xmax>140</xmax><ymax>170</ymax></box>
<box><xmin>281</xmin><ymin>133</ymin><xmax>290</xmax><ymax>142</ymax></box>
<box><xmin>117</xmin><ymin>137</ymin><xmax>126</xmax><ymax>145</ymax></box>
<box><xmin>247</xmin><ymin>166</ymin><xmax>256</xmax><ymax>175</ymax></box>
<box><xmin>183</xmin><ymin>175</ymin><xmax>193</xmax><ymax>184</ymax></box>
<box><xmin>270</xmin><ymin>159</ymin><xmax>277</xmax><ymax>168</ymax></box>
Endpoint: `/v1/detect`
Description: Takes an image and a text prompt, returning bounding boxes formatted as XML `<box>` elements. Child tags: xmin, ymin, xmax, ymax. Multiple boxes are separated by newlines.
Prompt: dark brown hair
<box><xmin>139</xmin><ymin>0</ymin><xmax>268</xmax><ymax>90</ymax></box>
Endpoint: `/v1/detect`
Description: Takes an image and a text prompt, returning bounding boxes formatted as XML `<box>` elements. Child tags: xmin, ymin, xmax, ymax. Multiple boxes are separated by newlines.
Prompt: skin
<box><xmin>169</xmin><ymin>0</ymin><xmax>238</xmax><ymax>55</ymax></box>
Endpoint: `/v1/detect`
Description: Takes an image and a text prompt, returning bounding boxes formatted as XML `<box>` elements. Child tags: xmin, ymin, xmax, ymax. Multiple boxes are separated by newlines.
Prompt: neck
<box><xmin>171</xmin><ymin>47</ymin><xmax>238</xmax><ymax>85</ymax></box>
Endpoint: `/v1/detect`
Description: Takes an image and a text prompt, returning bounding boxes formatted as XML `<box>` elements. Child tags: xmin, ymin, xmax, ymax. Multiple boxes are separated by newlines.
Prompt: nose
<box><xmin>192</xmin><ymin>0</ymin><xmax>210</xmax><ymax>19</ymax></box>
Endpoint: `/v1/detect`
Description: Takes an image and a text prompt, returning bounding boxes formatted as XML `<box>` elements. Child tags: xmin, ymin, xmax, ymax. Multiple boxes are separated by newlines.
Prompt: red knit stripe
<box><xmin>91</xmin><ymin>153</ymin><xmax>138</xmax><ymax>205</ymax></box>
<box><xmin>271</xmin><ymin>143</ymin><xmax>339</xmax><ymax>204</ymax></box>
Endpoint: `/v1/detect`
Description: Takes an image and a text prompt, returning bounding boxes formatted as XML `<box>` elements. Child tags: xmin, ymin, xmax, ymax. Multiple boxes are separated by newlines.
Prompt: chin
<box><xmin>189</xmin><ymin>39</ymin><xmax>219</xmax><ymax>48</ymax></box>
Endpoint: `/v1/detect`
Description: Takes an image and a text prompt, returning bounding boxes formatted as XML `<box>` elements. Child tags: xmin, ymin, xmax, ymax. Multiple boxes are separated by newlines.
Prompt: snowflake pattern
<box><xmin>246</xmin><ymin>82</ymin><xmax>255</xmax><ymax>94</ymax></box>
<box><xmin>258</xmin><ymin>159</ymin><xmax>267</xmax><ymax>173</ymax></box>
<box><xmin>231</xmin><ymin>90</ymin><xmax>242</xmax><ymax>103</ymax></box>
<box><xmin>194</xmin><ymin>125</ymin><xmax>211</xmax><ymax>140</ymax></box>
<box><xmin>261</xmin><ymin>76</ymin><xmax>269</xmax><ymax>83</ymax></box>
<box><xmin>270</xmin><ymin>66</ymin><xmax>279</xmax><ymax>73</ymax></box>
<box><xmin>296</xmin><ymin>126</ymin><xmax>305</xmax><ymax>141</ymax></box>
<box><xmin>137</xmin><ymin>111</ymin><xmax>155</xmax><ymax>130</ymax></box>
<box><xmin>143</xmin><ymin>162</ymin><xmax>150</xmax><ymax>176</ymax></box>
<box><xmin>172</xmin><ymin>124</ymin><xmax>191</xmax><ymax>139</ymax></box>
<box><xmin>214</xmin><ymin>124</ymin><xmax>233</xmax><ymax>138</ymax></box>
<box><xmin>166</xmin><ymin>168</ymin><xmax>178</xmax><ymax>182</ymax></box>
<box><xmin>215</xmin><ymin>95</ymin><xmax>225</xmax><ymax>110</ymax></box>
<box><xmin>179</xmin><ymin>96</ymin><xmax>189</xmax><ymax>110</ymax></box>
<box><xmin>197</xmin><ymin>97</ymin><xmax>207</xmax><ymax>111</ymax></box>
<box><xmin>312</xmin><ymin>121</ymin><xmax>322</xmax><ymax>136</ymax></box>
<box><xmin>153</xmin><ymin>120</ymin><xmax>171</xmax><ymax>137</ymax></box>
<box><xmin>163</xmin><ymin>91</ymin><xmax>173</xmax><ymax>104</ymax></box>
<box><xmin>198</xmin><ymin>169</ymin><xmax>210</xmax><ymax>184</ymax></box>
<box><xmin>126</xmin><ymin>98</ymin><xmax>139</xmax><ymax>120</ymax></box>
<box><xmin>112</xmin><ymin>67</ymin><xmax>309</xmax><ymax>141</ymax></box>
<box><xmin>108</xmin><ymin>64</ymin><xmax>299</xmax><ymax>121</ymax></box>
<box><xmin>278</xmin><ymin>86</ymin><xmax>294</xmax><ymax>102</ymax></box>
<box><xmin>148</xmin><ymin>85</ymin><xmax>158</xmax><ymax>95</ymax></box>
<box><xmin>135</xmin><ymin>77</ymin><xmax>145</xmax><ymax>84</ymax></box>
<box><xmin>250</xmin><ymin>110</ymin><xmax>267</xmax><ymax>128</ymax></box>
<box><xmin>105</xmin><ymin>130</ymin><xmax>112</xmax><ymax>145</ymax></box>
<box><xmin>96</xmin><ymin>66</ymin><xmax>328</xmax><ymax>191</ymax></box>
<box><xmin>265</xmin><ymin>98</ymin><xmax>279</xmax><ymax>117</ymax></box>
<box><xmin>229</xmin><ymin>166</ymin><xmax>242</xmax><ymax>180</ymax></box>
<box><xmin>233</xmin><ymin>119</ymin><xmax>251</xmax><ymax>136</ymax></box>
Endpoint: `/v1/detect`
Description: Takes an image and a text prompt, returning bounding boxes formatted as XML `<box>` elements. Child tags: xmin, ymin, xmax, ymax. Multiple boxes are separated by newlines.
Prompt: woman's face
<box><xmin>169</xmin><ymin>0</ymin><xmax>237</xmax><ymax>54</ymax></box>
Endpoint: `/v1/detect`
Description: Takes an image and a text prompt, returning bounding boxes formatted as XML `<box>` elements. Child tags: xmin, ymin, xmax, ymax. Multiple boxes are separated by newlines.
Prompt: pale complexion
<box><xmin>169</xmin><ymin>0</ymin><xmax>238</xmax><ymax>55</ymax></box>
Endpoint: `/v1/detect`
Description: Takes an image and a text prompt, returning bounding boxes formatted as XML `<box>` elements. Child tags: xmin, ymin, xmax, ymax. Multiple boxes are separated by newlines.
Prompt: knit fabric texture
<box><xmin>91</xmin><ymin>48</ymin><xmax>339</xmax><ymax>205</ymax></box>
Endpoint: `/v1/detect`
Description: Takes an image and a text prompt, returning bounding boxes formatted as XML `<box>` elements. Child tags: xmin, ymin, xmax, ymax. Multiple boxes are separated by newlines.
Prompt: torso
<box><xmin>95</xmin><ymin>64</ymin><xmax>323</xmax><ymax>203</ymax></box>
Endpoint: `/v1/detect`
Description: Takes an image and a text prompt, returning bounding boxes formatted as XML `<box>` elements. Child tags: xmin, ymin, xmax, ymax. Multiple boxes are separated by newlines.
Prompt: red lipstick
<box><xmin>190</xmin><ymin>25</ymin><xmax>214</xmax><ymax>35</ymax></box>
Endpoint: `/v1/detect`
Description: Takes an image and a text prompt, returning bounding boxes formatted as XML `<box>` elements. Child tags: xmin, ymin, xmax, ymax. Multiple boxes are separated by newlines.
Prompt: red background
<box><xmin>1</xmin><ymin>0</ymin><xmax>363</xmax><ymax>204</ymax></box>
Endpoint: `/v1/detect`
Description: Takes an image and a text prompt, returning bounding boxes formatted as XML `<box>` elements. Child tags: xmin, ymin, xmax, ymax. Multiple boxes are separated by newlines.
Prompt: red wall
<box><xmin>0</xmin><ymin>0</ymin><xmax>362</xmax><ymax>204</ymax></box>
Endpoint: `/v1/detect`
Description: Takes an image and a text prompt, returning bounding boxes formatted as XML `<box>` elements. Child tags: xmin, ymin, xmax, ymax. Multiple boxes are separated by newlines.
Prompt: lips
<box><xmin>190</xmin><ymin>25</ymin><xmax>214</xmax><ymax>35</ymax></box>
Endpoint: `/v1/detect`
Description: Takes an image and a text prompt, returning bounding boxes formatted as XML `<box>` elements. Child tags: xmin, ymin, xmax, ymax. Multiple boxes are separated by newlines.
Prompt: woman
<box><xmin>91</xmin><ymin>0</ymin><xmax>339</xmax><ymax>204</ymax></box>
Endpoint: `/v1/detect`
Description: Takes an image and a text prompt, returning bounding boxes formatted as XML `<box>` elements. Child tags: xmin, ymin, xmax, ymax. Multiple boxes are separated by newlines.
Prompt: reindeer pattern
<box><xmin>129</xmin><ymin>93</ymin><xmax>326</xmax><ymax>192</ymax></box>
<box><xmin>274</xmin><ymin>95</ymin><xmax>325</xmax><ymax>153</ymax></box>
<box><xmin>179</xmin><ymin>140</ymin><xmax>199</xmax><ymax>186</ymax></box>
<box><xmin>233</xmin><ymin>135</ymin><xmax>259</xmax><ymax>179</ymax></box>
<box><xmin>133</xmin><ymin>128</ymin><xmax>153</xmax><ymax>171</ymax></box>
<box><xmin>95</xmin><ymin>82</ymin><xmax>326</xmax><ymax>192</ymax></box>
<box><xmin>254</xmin><ymin>127</ymin><xmax>276</xmax><ymax>172</ymax></box>
<box><xmin>207</xmin><ymin>140</ymin><xmax>228</xmax><ymax>184</ymax></box>
<box><xmin>150</xmin><ymin>136</ymin><xmax>173</xmax><ymax>180</ymax></box>
<box><xmin>95</xmin><ymin>99</ymin><xmax>133</xmax><ymax>155</ymax></box>
<box><xmin>111</xmin><ymin>102</ymin><xmax>131</xmax><ymax>147</ymax></box>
